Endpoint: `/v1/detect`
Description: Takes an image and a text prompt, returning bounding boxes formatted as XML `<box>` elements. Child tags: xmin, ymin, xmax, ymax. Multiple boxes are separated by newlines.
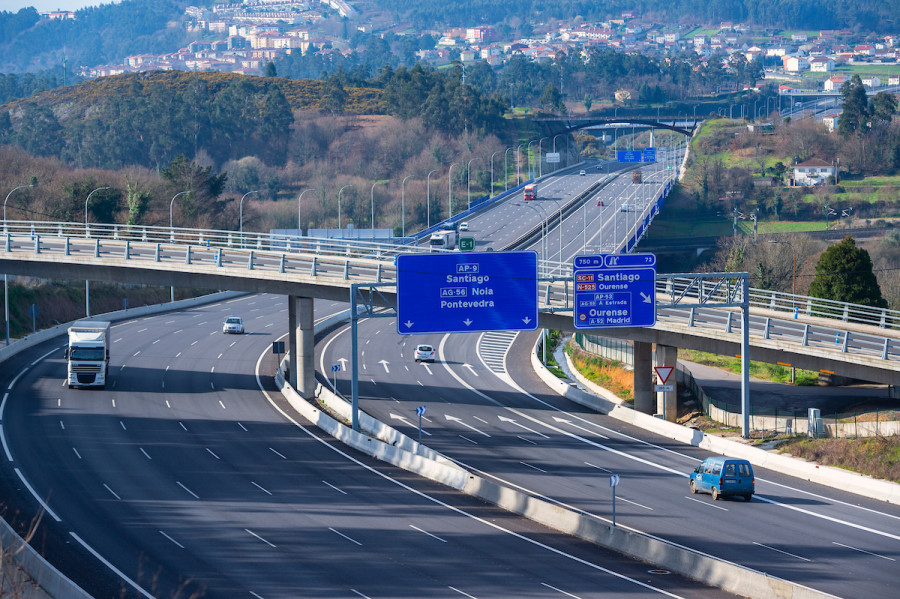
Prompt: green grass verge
<box><xmin>680</xmin><ymin>348</ymin><xmax>819</xmax><ymax>385</ymax></box>
<box><xmin>776</xmin><ymin>436</ymin><xmax>900</xmax><ymax>483</ymax></box>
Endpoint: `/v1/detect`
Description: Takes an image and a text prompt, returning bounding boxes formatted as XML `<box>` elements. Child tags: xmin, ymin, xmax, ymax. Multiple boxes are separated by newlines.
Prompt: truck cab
<box><xmin>66</xmin><ymin>320</ymin><xmax>111</xmax><ymax>389</ymax></box>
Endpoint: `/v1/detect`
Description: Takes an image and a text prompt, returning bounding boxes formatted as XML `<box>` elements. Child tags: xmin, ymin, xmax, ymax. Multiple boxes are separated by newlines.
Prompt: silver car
<box><xmin>222</xmin><ymin>316</ymin><xmax>244</xmax><ymax>334</ymax></box>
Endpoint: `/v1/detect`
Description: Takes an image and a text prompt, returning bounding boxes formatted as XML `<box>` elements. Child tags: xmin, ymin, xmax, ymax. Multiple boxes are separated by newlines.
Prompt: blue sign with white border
<box><xmin>642</xmin><ymin>147</ymin><xmax>656</xmax><ymax>162</ymax></box>
<box><xmin>397</xmin><ymin>252</ymin><xmax>538</xmax><ymax>335</ymax></box>
<box><xmin>573</xmin><ymin>253</ymin><xmax>656</xmax><ymax>329</ymax></box>
<box><xmin>617</xmin><ymin>150</ymin><xmax>642</xmax><ymax>163</ymax></box>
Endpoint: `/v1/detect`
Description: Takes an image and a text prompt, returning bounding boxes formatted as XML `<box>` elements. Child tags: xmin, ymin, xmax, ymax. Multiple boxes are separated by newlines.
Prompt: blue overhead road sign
<box><xmin>642</xmin><ymin>147</ymin><xmax>656</xmax><ymax>162</ymax></box>
<box><xmin>573</xmin><ymin>253</ymin><xmax>656</xmax><ymax>329</ymax></box>
<box><xmin>617</xmin><ymin>150</ymin><xmax>642</xmax><ymax>163</ymax></box>
<box><xmin>397</xmin><ymin>252</ymin><xmax>538</xmax><ymax>335</ymax></box>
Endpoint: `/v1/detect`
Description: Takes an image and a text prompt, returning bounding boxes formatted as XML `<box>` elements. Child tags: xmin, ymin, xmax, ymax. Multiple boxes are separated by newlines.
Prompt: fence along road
<box><xmin>0</xmin><ymin>220</ymin><xmax>897</xmax><ymax>387</ymax></box>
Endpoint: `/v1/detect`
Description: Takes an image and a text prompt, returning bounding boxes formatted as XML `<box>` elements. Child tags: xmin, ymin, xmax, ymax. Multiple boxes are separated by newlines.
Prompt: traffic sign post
<box><xmin>272</xmin><ymin>340</ymin><xmax>285</xmax><ymax>371</ymax></box>
<box><xmin>331</xmin><ymin>363</ymin><xmax>341</xmax><ymax>393</ymax></box>
<box><xmin>610</xmin><ymin>474</ymin><xmax>620</xmax><ymax>526</ymax></box>
<box><xmin>416</xmin><ymin>405</ymin><xmax>426</xmax><ymax>443</ymax></box>
<box><xmin>396</xmin><ymin>252</ymin><xmax>538</xmax><ymax>335</ymax></box>
<box><xmin>573</xmin><ymin>254</ymin><xmax>656</xmax><ymax>329</ymax></box>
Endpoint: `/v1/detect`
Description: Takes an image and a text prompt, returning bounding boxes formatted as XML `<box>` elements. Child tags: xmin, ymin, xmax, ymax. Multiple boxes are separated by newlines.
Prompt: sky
<box><xmin>1</xmin><ymin>1</ymin><xmax>121</xmax><ymax>11</ymax></box>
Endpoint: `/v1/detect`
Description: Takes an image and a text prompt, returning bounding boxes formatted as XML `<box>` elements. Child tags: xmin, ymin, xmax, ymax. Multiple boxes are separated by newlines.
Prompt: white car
<box><xmin>222</xmin><ymin>316</ymin><xmax>244</xmax><ymax>334</ymax></box>
<box><xmin>579</xmin><ymin>170</ymin><xmax>586</xmax><ymax>176</ymax></box>
<box><xmin>459</xmin><ymin>222</ymin><xmax>469</xmax><ymax>231</ymax></box>
<box><xmin>620</xmin><ymin>204</ymin><xmax>629</xmax><ymax>212</ymax></box>
<box><xmin>414</xmin><ymin>344</ymin><xmax>435</xmax><ymax>362</ymax></box>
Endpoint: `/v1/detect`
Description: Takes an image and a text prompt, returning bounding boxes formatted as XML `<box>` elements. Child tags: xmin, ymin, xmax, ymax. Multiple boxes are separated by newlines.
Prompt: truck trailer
<box><xmin>66</xmin><ymin>320</ymin><xmax>111</xmax><ymax>388</ymax></box>
<box><xmin>523</xmin><ymin>184</ymin><xmax>537</xmax><ymax>200</ymax></box>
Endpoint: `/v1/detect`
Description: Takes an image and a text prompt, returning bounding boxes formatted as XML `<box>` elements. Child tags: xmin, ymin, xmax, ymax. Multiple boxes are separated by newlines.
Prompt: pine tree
<box><xmin>808</xmin><ymin>236</ymin><xmax>886</xmax><ymax>308</ymax></box>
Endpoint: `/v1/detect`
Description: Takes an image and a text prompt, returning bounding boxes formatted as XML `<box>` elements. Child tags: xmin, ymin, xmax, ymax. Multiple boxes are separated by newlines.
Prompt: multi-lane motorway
<box><xmin>0</xmin><ymin>294</ymin><xmax>728</xmax><ymax>598</ymax></box>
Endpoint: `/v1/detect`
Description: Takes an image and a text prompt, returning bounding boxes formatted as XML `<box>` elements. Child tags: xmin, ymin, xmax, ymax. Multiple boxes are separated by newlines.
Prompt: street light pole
<box><xmin>490</xmin><ymin>150</ymin><xmax>501</xmax><ymax>198</ymax></box>
<box><xmin>425</xmin><ymin>170</ymin><xmax>437</xmax><ymax>229</ymax></box>
<box><xmin>169</xmin><ymin>190</ymin><xmax>192</xmax><ymax>231</ymax></box>
<box><xmin>516</xmin><ymin>144</ymin><xmax>526</xmax><ymax>184</ymax></box>
<box><xmin>370</xmin><ymin>180</ymin><xmax>386</xmax><ymax>239</ymax></box>
<box><xmin>504</xmin><ymin>148</ymin><xmax>513</xmax><ymax>192</ymax></box>
<box><xmin>401</xmin><ymin>174</ymin><xmax>413</xmax><ymax>238</ymax></box>
<box><xmin>84</xmin><ymin>186</ymin><xmax>112</xmax><ymax>318</ymax></box>
<box><xmin>4</xmin><ymin>183</ymin><xmax>37</xmax><ymax>346</ymax></box>
<box><xmin>297</xmin><ymin>188</ymin><xmax>319</xmax><ymax>233</ymax></box>
<box><xmin>338</xmin><ymin>184</ymin><xmax>354</xmax><ymax>232</ymax></box>
<box><xmin>238</xmin><ymin>189</ymin><xmax>260</xmax><ymax>240</ymax></box>
<box><xmin>466</xmin><ymin>158</ymin><xmax>479</xmax><ymax>210</ymax></box>
<box><xmin>448</xmin><ymin>163</ymin><xmax>458</xmax><ymax>219</ymax></box>
<box><xmin>539</xmin><ymin>137</ymin><xmax>549</xmax><ymax>177</ymax></box>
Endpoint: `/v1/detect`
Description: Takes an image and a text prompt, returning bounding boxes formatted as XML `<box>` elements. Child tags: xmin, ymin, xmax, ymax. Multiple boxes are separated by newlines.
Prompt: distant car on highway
<box><xmin>459</xmin><ymin>222</ymin><xmax>469</xmax><ymax>231</ymax></box>
<box><xmin>690</xmin><ymin>457</ymin><xmax>754</xmax><ymax>501</ymax></box>
<box><xmin>597</xmin><ymin>200</ymin><xmax>605</xmax><ymax>206</ymax></box>
<box><xmin>579</xmin><ymin>170</ymin><xmax>586</xmax><ymax>176</ymax></box>
<box><xmin>222</xmin><ymin>316</ymin><xmax>244</xmax><ymax>334</ymax></box>
<box><xmin>414</xmin><ymin>344</ymin><xmax>435</xmax><ymax>362</ymax></box>
<box><xmin>620</xmin><ymin>203</ymin><xmax>629</xmax><ymax>212</ymax></box>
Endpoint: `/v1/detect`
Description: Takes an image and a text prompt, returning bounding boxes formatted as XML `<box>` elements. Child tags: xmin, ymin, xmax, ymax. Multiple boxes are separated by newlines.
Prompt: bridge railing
<box><xmin>2</xmin><ymin>219</ymin><xmax>897</xmax><ymax>333</ymax></box>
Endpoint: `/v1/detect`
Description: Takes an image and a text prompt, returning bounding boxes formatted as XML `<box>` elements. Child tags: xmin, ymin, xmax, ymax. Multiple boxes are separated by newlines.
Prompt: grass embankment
<box><xmin>679</xmin><ymin>348</ymin><xmax>819</xmax><ymax>385</ymax></box>
<box><xmin>776</xmin><ymin>436</ymin><xmax>900</xmax><ymax>483</ymax></box>
<box><xmin>564</xmin><ymin>343</ymin><xmax>634</xmax><ymax>403</ymax></box>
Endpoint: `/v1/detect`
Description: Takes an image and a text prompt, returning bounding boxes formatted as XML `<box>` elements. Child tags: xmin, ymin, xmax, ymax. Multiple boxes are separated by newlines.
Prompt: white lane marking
<box><xmin>165</xmin><ymin>320</ymin><xmax>175</xmax><ymax>324</ymax></box>
<box><xmin>60</xmin><ymin>420</ymin><xmax>65</xmax><ymax>430</ymax></box>
<box><xmin>31</xmin><ymin>347</ymin><xmax>57</xmax><ymax>366</ymax></box>
<box><xmin>165</xmin><ymin>400</ymin><xmax>171</xmax><ymax>408</ymax></box>
<box><xmin>114</xmin><ymin>338</ymin><xmax>123</xmax><ymax>343</ymax></box>
<box><xmin>261</xmin><ymin>328</ymin><xmax>687</xmax><ymax>598</ymax></box>
<box><xmin>104</xmin><ymin>483</ymin><xmax>121</xmax><ymax>500</ymax></box>
<box><xmin>211</xmin><ymin>366</ymin><xmax>215</xmax><ymax>374</ymax></box>
<box><xmin>618</xmin><ymin>497</ymin><xmax>654</xmax><ymax>511</ymax></box>
<box><xmin>541</xmin><ymin>582</ymin><xmax>581</xmax><ymax>598</ymax></box>
<box><xmin>329</xmin><ymin>527</ymin><xmax>362</xmax><ymax>546</ymax></box>
<box><xmin>238</xmin><ymin>422</ymin><xmax>247</xmax><ymax>431</ymax></box>
<box><xmin>422</xmin><ymin>363</ymin><xmax>433</xmax><ymax>375</ymax></box>
<box><xmin>410</xmin><ymin>525</ymin><xmax>446</xmax><ymax>542</ymax></box>
<box><xmin>251</xmin><ymin>481</ymin><xmax>272</xmax><ymax>495</ymax></box>
<box><xmin>160</xmin><ymin>531</ymin><xmax>184</xmax><ymax>549</ymax></box>
<box><xmin>175</xmin><ymin>352</ymin><xmax>182</xmax><ymax>358</ymax></box>
<box><xmin>584</xmin><ymin>462</ymin><xmax>612</xmax><ymax>473</ymax></box>
<box><xmin>206</xmin><ymin>448</ymin><xmax>220</xmax><ymax>460</ymax></box>
<box><xmin>269</xmin><ymin>447</ymin><xmax>287</xmax><ymax>460</ymax></box>
<box><xmin>350</xmin><ymin>589</ymin><xmax>371</xmax><ymax>598</ymax></box>
<box><xmin>137</xmin><ymin>328</ymin><xmax>147</xmax><ymax>333</ymax></box>
<box><xmin>459</xmin><ymin>435</ymin><xmax>478</xmax><ymax>444</ymax></box>
<box><xmin>190</xmin><ymin>340</ymin><xmax>198</xmax><ymax>346</ymax></box>
<box><xmin>520</xmin><ymin>461</ymin><xmax>547</xmax><ymax>473</ymax></box>
<box><xmin>246</xmin><ymin>529</ymin><xmax>276</xmax><ymax>548</ymax></box>
<box><xmin>1</xmin><ymin>427</ymin><xmax>11</xmax><ymax>461</ymax></box>
<box><xmin>473</xmin><ymin>415</ymin><xmax>489</xmax><ymax>424</ymax></box>
<box><xmin>70</xmin><ymin>533</ymin><xmax>154</xmax><ymax>598</ymax></box>
<box><xmin>211</xmin><ymin>382</ymin><xmax>215</xmax><ymax>390</ymax></box>
<box><xmin>832</xmin><ymin>541</ymin><xmax>894</xmax><ymax>561</ymax></box>
<box><xmin>753</xmin><ymin>542</ymin><xmax>811</xmax><ymax>562</ymax></box>
<box><xmin>250</xmin><ymin>593</ymin><xmax>265</xmax><ymax>599</ymax></box>
<box><xmin>140</xmin><ymin>448</ymin><xmax>152</xmax><ymax>460</ymax></box>
<box><xmin>176</xmin><ymin>481</ymin><xmax>199</xmax><ymax>499</ymax></box>
<box><xmin>229</xmin><ymin>342</ymin><xmax>236</xmax><ymax>347</ymax></box>
<box><xmin>517</xmin><ymin>435</ymin><xmax>537</xmax><ymax>445</ymax></box>
<box><xmin>684</xmin><ymin>496</ymin><xmax>727</xmax><ymax>511</ymax></box>
<box><xmin>448</xmin><ymin>587</ymin><xmax>477</xmax><ymax>598</ymax></box>
<box><xmin>111</xmin><ymin>399</ymin><xmax>116</xmax><ymax>408</ymax></box>
<box><xmin>16</xmin><ymin>468</ymin><xmax>61</xmax><ymax>521</ymax></box>
<box><xmin>217</xmin><ymin>353</ymin><xmax>223</xmax><ymax>359</ymax></box>
<box><xmin>152</xmin><ymin>339</ymin><xmax>160</xmax><ymax>345</ymax></box>
<box><xmin>219</xmin><ymin>401</ymin><xmax>226</xmax><ymax>410</ymax></box>
<box><xmin>119</xmin><ymin>421</ymin><xmax>126</xmax><ymax>430</ymax></box>
<box><xmin>0</xmin><ymin>393</ymin><xmax>7</xmax><ymax>421</ymax></box>
<box><xmin>72</xmin><ymin>447</ymin><xmax>82</xmax><ymax>460</ymax></box>
<box><xmin>323</xmin><ymin>480</ymin><xmax>347</xmax><ymax>494</ymax></box>
<box><xmin>499</xmin><ymin>415</ymin><xmax>549</xmax><ymax>438</ymax></box>
<box><xmin>8</xmin><ymin>367</ymin><xmax>28</xmax><ymax>390</ymax></box>
<box><xmin>444</xmin><ymin>414</ymin><xmax>490</xmax><ymax>437</ymax></box>
<box><xmin>133</xmin><ymin>351</ymin><xmax>140</xmax><ymax>357</ymax></box>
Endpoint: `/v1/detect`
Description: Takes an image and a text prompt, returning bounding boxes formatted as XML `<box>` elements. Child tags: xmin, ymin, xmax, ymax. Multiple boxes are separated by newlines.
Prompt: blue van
<box><xmin>690</xmin><ymin>457</ymin><xmax>754</xmax><ymax>501</ymax></box>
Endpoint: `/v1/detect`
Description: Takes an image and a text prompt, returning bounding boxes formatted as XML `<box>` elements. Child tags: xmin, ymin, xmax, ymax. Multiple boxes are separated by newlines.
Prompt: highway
<box><xmin>0</xmin><ymin>294</ymin><xmax>728</xmax><ymax>598</ymax></box>
<box><xmin>316</xmin><ymin>163</ymin><xmax>900</xmax><ymax>598</ymax></box>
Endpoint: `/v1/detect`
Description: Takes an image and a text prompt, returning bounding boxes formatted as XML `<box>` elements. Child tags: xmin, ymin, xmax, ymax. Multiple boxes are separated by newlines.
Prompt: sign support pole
<box><xmin>741</xmin><ymin>274</ymin><xmax>751</xmax><ymax>438</ymax></box>
<box><xmin>350</xmin><ymin>287</ymin><xmax>360</xmax><ymax>432</ymax></box>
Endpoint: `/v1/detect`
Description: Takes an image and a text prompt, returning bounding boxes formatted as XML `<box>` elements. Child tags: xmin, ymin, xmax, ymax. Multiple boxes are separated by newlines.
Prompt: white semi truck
<box><xmin>66</xmin><ymin>320</ymin><xmax>111</xmax><ymax>389</ymax></box>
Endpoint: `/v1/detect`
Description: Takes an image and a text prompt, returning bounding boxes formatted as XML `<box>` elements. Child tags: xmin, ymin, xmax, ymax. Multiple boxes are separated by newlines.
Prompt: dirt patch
<box><xmin>775</xmin><ymin>436</ymin><xmax>900</xmax><ymax>484</ymax></box>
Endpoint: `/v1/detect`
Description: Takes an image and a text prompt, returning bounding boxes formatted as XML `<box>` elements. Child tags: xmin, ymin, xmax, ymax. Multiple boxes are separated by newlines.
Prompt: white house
<box><xmin>793</xmin><ymin>159</ymin><xmax>836</xmax><ymax>186</ymax></box>
<box><xmin>824</xmin><ymin>75</ymin><xmax>849</xmax><ymax>91</ymax></box>
<box><xmin>784</xmin><ymin>56</ymin><xmax>809</xmax><ymax>72</ymax></box>
<box><xmin>862</xmin><ymin>75</ymin><xmax>882</xmax><ymax>88</ymax></box>
<box><xmin>889</xmin><ymin>75</ymin><xmax>900</xmax><ymax>86</ymax></box>
<box><xmin>809</xmin><ymin>57</ymin><xmax>834</xmax><ymax>72</ymax></box>
<box><xmin>822</xmin><ymin>113</ymin><xmax>841</xmax><ymax>132</ymax></box>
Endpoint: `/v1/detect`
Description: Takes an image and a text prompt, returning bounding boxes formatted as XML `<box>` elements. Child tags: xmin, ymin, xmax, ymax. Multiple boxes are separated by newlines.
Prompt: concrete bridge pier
<box><xmin>287</xmin><ymin>295</ymin><xmax>315</xmax><ymax>399</ymax></box>
<box><xmin>655</xmin><ymin>344</ymin><xmax>678</xmax><ymax>421</ymax></box>
<box><xmin>633</xmin><ymin>341</ymin><xmax>653</xmax><ymax>414</ymax></box>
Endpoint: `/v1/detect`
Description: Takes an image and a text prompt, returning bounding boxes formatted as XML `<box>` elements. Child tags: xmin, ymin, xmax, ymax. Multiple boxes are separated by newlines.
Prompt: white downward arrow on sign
<box><xmin>463</xmin><ymin>319</ymin><xmax>473</xmax><ymax>326</ymax></box>
<box><xmin>404</xmin><ymin>320</ymin><xmax>414</xmax><ymax>328</ymax></box>
<box><xmin>379</xmin><ymin>360</ymin><xmax>390</xmax><ymax>373</ymax></box>
<box><xmin>522</xmin><ymin>317</ymin><xmax>532</xmax><ymax>325</ymax></box>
